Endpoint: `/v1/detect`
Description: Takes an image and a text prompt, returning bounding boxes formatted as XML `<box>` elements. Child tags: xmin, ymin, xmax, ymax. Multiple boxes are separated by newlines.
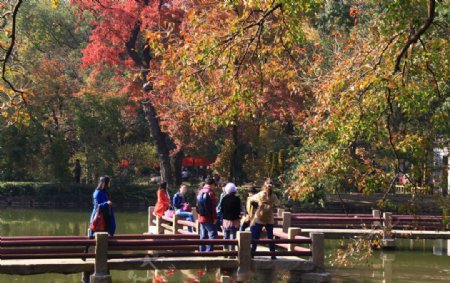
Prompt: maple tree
<box><xmin>69</xmin><ymin>0</ymin><xmax>188</xmax><ymax>185</ymax></box>
<box><xmin>150</xmin><ymin>0</ymin><xmax>323</xmax><ymax>182</ymax></box>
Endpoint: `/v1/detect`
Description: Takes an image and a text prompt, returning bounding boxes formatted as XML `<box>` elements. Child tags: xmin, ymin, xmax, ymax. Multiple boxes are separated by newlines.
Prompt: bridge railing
<box><xmin>0</xmin><ymin>231</ymin><xmax>323</xmax><ymax>281</ymax></box>
<box><xmin>273</xmin><ymin>209</ymin><xmax>448</xmax><ymax>231</ymax></box>
<box><xmin>146</xmin><ymin>206</ymin><xmax>323</xmax><ymax>267</ymax></box>
<box><xmin>148</xmin><ymin>206</ymin><xmax>200</xmax><ymax>235</ymax></box>
<box><xmin>391</xmin><ymin>214</ymin><xmax>448</xmax><ymax>230</ymax></box>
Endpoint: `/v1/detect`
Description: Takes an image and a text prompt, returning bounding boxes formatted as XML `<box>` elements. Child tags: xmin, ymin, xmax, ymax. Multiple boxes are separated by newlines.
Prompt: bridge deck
<box><xmin>0</xmin><ymin>257</ymin><xmax>235</xmax><ymax>275</ymax></box>
<box><xmin>0</xmin><ymin>248</ymin><xmax>313</xmax><ymax>275</ymax></box>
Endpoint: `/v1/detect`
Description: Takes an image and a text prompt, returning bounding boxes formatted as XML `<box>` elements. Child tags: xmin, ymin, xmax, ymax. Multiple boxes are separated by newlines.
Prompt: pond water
<box><xmin>0</xmin><ymin>208</ymin><xmax>449</xmax><ymax>282</ymax></box>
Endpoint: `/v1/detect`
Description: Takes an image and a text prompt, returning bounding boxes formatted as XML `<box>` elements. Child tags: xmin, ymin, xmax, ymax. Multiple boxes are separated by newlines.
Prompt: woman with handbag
<box><xmin>88</xmin><ymin>176</ymin><xmax>116</xmax><ymax>238</ymax></box>
<box><xmin>154</xmin><ymin>181</ymin><xmax>170</xmax><ymax>217</ymax></box>
<box><xmin>173</xmin><ymin>185</ymin><xmax>195</xmax><ymax>232</ymax></box>
<box><xmin>249</xmin><ymin>179</ymin><xmax>280</xmax><ymax>259</ymax></box>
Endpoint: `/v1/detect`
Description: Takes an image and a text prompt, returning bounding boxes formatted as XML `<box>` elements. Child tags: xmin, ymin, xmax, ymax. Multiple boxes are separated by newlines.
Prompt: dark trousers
<box><xmin>199</xmin><ymin>222</ymin><xmax>218</xmax><ymax>252</ymax></box>
<box><xmin>240</xmin><ymin>221</ymin><xmax>250</xmax><ymax>231</ymax></box>
<box><xmin>251</xmin><ymin>223</ymin><xmax>275</xmax><ymax>252</ymax></box>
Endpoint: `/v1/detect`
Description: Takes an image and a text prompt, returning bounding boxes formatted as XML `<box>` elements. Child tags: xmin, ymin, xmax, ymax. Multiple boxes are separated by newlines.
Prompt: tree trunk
<box><xmin>230</xmin><ymin>124</ymin><xmax>239</xmax><ymax>184</ymax></box>
<box><xmin>141</xmin><ymin>100</ymin><xmax>173</xmax><ymax>185</ymax></box>
<box><xmin>171</xmin><ymin>150</ymin><xmax>184</xmax><ymax>187</ymax></box>
<box><xmin>125</xmin><ymin>15</ymin><xmax>180</xmax><ymax>187</ymax></box>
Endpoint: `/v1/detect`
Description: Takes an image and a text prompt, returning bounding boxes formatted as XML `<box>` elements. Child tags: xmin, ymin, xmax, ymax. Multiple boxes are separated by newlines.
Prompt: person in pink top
<box><xmin>196</xmin><ymin>178</ymin><xmax>218</xmax><ymax>251</ymax></box>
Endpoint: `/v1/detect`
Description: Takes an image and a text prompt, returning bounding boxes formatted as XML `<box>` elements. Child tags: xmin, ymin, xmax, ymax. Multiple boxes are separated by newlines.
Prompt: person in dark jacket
<box><xmin>220</xmin><ymin>183</ymin><xmax>241</xmax><ymax>251</ymax></box>
<box><xmin>197</xmin><ymin>178</ymin><xmax>218</xmax><ymax>252</ymax></box>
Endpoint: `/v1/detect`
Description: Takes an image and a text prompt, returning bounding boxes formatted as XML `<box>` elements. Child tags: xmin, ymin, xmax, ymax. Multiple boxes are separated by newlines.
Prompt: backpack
<box><xmin>197</xmin><ymin>191</ymin><xmax>212</xmax><ymax>216</ymax></box>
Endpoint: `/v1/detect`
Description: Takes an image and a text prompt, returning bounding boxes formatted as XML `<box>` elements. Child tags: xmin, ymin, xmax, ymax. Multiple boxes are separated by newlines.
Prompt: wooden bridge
<box><xmin>1</xmin><ymin>206</ymin><xmax>448</xmax><ymax>283</ymax></box>
<box><xmin>0</xmin><ymin>233</ymin><xmax>326</xmax><ymax>283</ymax></box>
<box><xmin>0</xmin><ymin>207</ymin><xmax>329</xmax><ymax>283</ymax></box>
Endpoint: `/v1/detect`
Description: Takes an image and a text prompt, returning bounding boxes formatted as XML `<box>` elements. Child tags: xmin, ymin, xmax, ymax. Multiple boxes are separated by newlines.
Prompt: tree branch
<box><xmin>393</xmin><ymin>0</ymin><xmax>436</xmax><ymax>73</ymax></box>
<box><xmin>125</xmin><ymin>23</ymin><xmax>144</xmax><ymax>68</ymax></box>
<box><xmin>1</xmin><ymin>0</ymin><xmax>24</xmax><ymax>94</ymax></box>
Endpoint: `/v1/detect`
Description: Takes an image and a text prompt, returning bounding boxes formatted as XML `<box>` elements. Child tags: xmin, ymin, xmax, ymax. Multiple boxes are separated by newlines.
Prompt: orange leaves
<box><xmin>145</xmin><ymin>31</ymin><xmax>160</xmax><ymax>41</ymax></box>
<box><xmin>349</xmin><ymin>7</ymin><xmax>359</xmax><ymax>25</ymax></box>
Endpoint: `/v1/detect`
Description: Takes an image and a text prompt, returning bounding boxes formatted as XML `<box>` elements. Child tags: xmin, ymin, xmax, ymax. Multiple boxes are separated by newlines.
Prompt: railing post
<box><xmin>282</xmin><ymin>212</ymin><xmax>292</xmax><ymax>233</ymax></box>
<box><xmin>191</xmin><ymin>207</ymin><xmax>198</xmax><ymax>221</ymax></box>
<box><xmin>383</xmin><ymin>212</ymin><xmax>392</xmax><ymax>230</ymax></box>
<box><xmin>221</xmin><ymin>275</ymin><xmax>232</xmax><ymax>283</ymax></box>
<box><xmin>288</xmin><ymin>227</ymin><xmax>302</xmax><ymax>251</ymax></box>
<box><xmin>310</xmin><ymin>232</ymin><xmax>324</xmax><ymax>270</ymax></box>
<box><xmin>372</xmin><ymin>209</ymin><xmax>381</xmax><ymax>227</ymax></box>
<box><xmin>237</xmin><ymin>231</ymin><xmax>251</xmax><ymax>282</ymax></box>
<box><xmin>148</xmin><ymin>206</ymin><xmax>154</xmax><ymax>233</ymax></box>
<box><xmin>382</xmin><ymin>212</ymin><xmax>395</xmax><ymax>249</ymax></box>
<box><xmin>90</xmin><ymin>232</ymin><xmax>111</xmax><ymax>283</ymax></box>
<box><xmin>156</xmin><ymin>216</ymin><xmax>163</xmax><ymax>235</ymax></box>
<box><xmin>173</xmin><ymin>214</ymin><xmax>181</xmax><ymax>234</ymax></box>
<box><xmin>195</xmin><ymin>220</ymin><xmax>201</xmax><ymax>235</ymax></box>
<box><xmin>277</xmin><ymin>208</ymin><xmax>285</xmax><ymax>217</ymax></box>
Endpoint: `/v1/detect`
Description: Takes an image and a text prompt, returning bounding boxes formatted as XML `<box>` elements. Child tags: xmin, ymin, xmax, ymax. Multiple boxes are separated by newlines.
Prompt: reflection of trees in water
<box><xmin>0</xmin><ymin>208</ymin><xmax>148</xmax><ymax>236</ymax></box>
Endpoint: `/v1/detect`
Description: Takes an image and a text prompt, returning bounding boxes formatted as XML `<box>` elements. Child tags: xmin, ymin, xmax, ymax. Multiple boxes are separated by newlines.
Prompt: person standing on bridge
<box><xmin>154</xmin><ymin>181</ymin><xmax>170</xmax><ymax>217</ymax></box>
<box><xmin>197</xmin><ymin>178</ymin><xmax>218</xmax><ymax>251</ymax></box>
<box><xmin>88</xmin><ymin>176</ymin><xmax>116</xmax><ymax>238</ymax></box>
<box><xmin>220</xmin><ymin>182</ymin><xmax>242</xmax><ymax>251</ymax></box>
<box><xmin>249</xmin><ymin>179</ymin><xmax>280</xmax><ymax>259</ymax></box>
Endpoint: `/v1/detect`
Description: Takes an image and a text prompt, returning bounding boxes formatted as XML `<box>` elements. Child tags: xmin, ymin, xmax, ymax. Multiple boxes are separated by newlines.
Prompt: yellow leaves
<box><xmin>51</xmin><ymin>0</ymin><xmax>59</xmax><ymax>9</ymax></box>
<box><xmin>145</xmin><ymin>31</ymin><xmax>160</xmax><ymax>41</ymax></box>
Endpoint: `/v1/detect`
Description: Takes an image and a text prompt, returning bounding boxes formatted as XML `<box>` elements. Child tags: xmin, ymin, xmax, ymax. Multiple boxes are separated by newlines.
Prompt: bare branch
<box><xmin>1</xmin><ymin>0</ymin><xmax>24</xmax><ymax>94</ymax></box>
<box><xmin>394</xmin><ymin>0</ymin><xmax>436</xmax><ymax>73</ymax></box>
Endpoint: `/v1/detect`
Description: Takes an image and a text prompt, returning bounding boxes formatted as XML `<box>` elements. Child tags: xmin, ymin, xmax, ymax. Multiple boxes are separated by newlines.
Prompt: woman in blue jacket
<box><xmin>88</xmin><ymin>176</ymin><xmax>116</xmax><ymax>238</ymax></box>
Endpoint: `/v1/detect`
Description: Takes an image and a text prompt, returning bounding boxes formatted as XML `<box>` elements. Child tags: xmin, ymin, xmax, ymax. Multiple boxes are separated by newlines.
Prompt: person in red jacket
<box><xmin>154</xmin><ymin>181</ymin><xmax>170</xmax><ymax>217</ymax></box>
<box><xmin>197</xmin><ymin>178</ymin><xmax>218</xmax><ymax>251</ymax></box>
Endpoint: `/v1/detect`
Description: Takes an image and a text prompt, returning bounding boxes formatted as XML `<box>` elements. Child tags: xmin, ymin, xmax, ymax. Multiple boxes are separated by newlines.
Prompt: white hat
<box><xmin>224</xmin><ymin>182</ymin><xmax>237</xmax><ymax>194</ymax></box>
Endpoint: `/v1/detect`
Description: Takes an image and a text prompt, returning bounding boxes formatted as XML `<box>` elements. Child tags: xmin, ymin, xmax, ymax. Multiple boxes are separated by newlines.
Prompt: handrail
<box><xmin>108</xmin><ymin>239</ymin><xmax>238</xmax><ymax>246</ymax></box>
<box><xmin>251</xmin><ymin>238</ymin><xmax>311</xmax><ymax>244</ymax></box>
<box><xmin>253</xmin><ymin>251</ymin><xmax>312</xmax><ymax>257</ymax></box>
<box><xmin>108</xmin><ymin>251</ymin><xmax>238</xmax><ymax>259</ymax></box>
<box><xmin>177</xmin><ymin>219</ymin><xmax>197</xmax><ymax>228</ymax></box>
<box><xmin>1</xmin><ymin>247</ymin><xmax>85</xmax><ymax>254</ymax></box>
<box><xmin>0</xmin><ymin>234</ymin><xmax>200</xmax><ymax>241</ymax></box>
<box><xmin>1</xmin><ymin>239</ymin><xmax>96</xmax><ymax>247</ymax></box>
<box><xmin>1</xmin><ymin>253</ymin><xmax>96</xmax><ymax>260</ymax></box>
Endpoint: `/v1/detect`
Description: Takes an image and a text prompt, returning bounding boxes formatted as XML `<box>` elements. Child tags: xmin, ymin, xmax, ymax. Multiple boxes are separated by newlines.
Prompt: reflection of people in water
<box><xmin>150</xmin><ymin>269</ymin><xmax>204</xmax><ymax>283</ymax></box>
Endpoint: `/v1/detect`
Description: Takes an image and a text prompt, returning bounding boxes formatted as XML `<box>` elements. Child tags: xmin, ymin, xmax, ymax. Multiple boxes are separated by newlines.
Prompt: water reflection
<box><xmin>328</xmin><ymin>239</ymin><xmax>450</xmax><ymax>283</ymax></box>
